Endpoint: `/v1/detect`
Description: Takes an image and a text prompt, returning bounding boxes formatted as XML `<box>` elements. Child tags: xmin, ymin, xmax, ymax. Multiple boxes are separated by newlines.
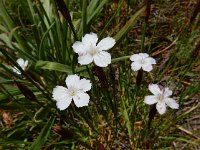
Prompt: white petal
<box><xmin>82</xmin><ymin>33</ymin><xmax>98</xmax><ymax>46</ymax></box>
<box><xmin>52</xmin><ymin>86</ymin><xmax>69</xmax><ymax>101</ymax></box>
<box><xmin>131</xmin><ymin>62</ymin><xmax>142</xmax><ymax>71</ymax></box>
<box><xmin>145</xmin><ymin>57</ymin><xmax>156</xmax><ymax>64</ymax></box>
<box><xmin>17</xmin><ymin>58</ymin><xmax>25</xmax><ymax>66</ymax></box>
<box><xmin>21</xmin><ymin>60</ymin><xmax>28</xmax><ymax>70</ymax></box>
<box><xmin>73</xmin><ymin>92</ymin><xmax>90</xmax><ymax>107</ymax></box>
<box><xmin>93</xmin><ymin>51</ymin><xmax>111</xmax><ymax>67</ymax></box>
<box><xmin>139</xmin><ymin>53</ymin><xmax>149</xmax><ymax>59</ymax></box>
<box><xmin>130</xmin><ymin>54</ymin><xmax>142</xmax><ymax>61</ymax></box>
<box><xmin>56</xmin><ymin>98</ymin><xmax>72</xmax><ymax>110</ymax></box>
<box><xmin>97</xmin><ymin>37</ymin><xmax>116</xmax><ymax>51</ymax></box>
<box><xmin>165</xmin><ymin>98</ymin><xmax>179</xmax><ymax>109</ymax></box>
<box><xmin>72</xmin><ymin>41</ymin><xmax>87</xmax><ymax>54</ymax></box>
<box><xmin>156</xmin><ymin>102</ymin><xmax>166</xmax><ymax>115</ymax></box>
<box><xmin>142</xmin><ymin>63</ymin><xmax>153</xmax><ymax>72</ymax></box>
<box><xmin>163</xmin><ymin>87</ymin><xmax>172</xmax><ymax>97</ymax></box>
<box><xmin>144</xmin><ymin>95</ymin><xmax>158</xmax><ymax>105</ymax></box>
<box><xmin>78</xmin><ymin>53</ymin><xmax>93</xmax><ymax>65</ymax></box>
<box><xmin>65</xmin><ymin>75</ymin><xmax>80</xmax><ymax>88</ymax></box>
<box><xmin>15</xmin><ymin>58</ymin><xmax>28</xmax><ymax>72</ymax></box>
<box><xmin>24</xmin><ymin>60</ymin><xmax>28</xmax><ymax>69</ymax></box>
<box><xmin>78</xmin><ymin>78</ymin><xmax>92</xmax><ymax>92</ymax></box>
<box><xmin>148</xmin><ymin>84</ymin><xmax>162</xmax><ymax>95</ymax></box>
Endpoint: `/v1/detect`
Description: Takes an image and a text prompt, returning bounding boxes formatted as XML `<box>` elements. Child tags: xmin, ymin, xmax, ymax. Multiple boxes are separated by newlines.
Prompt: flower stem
<box><xmin>111</xmin><ymin>56</ymin><xmax>131</xmax><ymax>63</ymax></box>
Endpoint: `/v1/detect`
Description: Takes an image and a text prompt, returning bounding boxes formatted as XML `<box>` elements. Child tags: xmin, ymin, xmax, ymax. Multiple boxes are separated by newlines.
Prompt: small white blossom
<box><xmin>13</xmin><ymin>58</ymin><xmax>28</xmax><ymax>74</ymax></box>
<box><xmin>144</xmin><ymin>84</ymin><xmax>179</xmax><ymax>115</ymax></box>
<box><xmin>72</xmin><ymin>32</ymin><xmax>116</xmax><ymax>67</ymax></box>
<box><xmin>52</xmin><ymin>75</ymin><xmax>92</xmax><ymax>110</ymax></box>
<box><xmin>130</xmin><ymin>53</ymin><xmax>156</xmax><ymax>72</ymax></box>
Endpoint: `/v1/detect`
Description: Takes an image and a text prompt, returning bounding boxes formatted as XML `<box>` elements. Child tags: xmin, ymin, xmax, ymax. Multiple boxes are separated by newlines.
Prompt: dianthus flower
<box><xmin>130</xmin><ymin>53</ymin><xmax>156</xmax><ymax>72</ymax></box>
<box><xmin>144</xmin><ymin>84</ymin><xmax>179</xmax><ymax>115</ymax></box>
<box><xmin>72</xmin><ymin>33</ymin><xmax>116</xmax><ymax>67</ymax></box>
<box><xmin>52</xmin><ymin>75</ymin><xmax>92</xmax><ymax>110</ymax></box>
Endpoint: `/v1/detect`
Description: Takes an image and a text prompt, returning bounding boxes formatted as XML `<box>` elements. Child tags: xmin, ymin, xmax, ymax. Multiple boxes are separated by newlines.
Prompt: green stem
<box><xmin>141</xmin><ymin>22</ymin><xmax>147</xmax><ymax>52</ymax></box>
<box><xmin>112</xmin><ymin>56</ymin><xmax>131</xmax><ymax>63</ymax></box>
<box><xmin>82</xmin><ymin>0</ymin><xmax>87</xmax><ymax>35</ymax></box>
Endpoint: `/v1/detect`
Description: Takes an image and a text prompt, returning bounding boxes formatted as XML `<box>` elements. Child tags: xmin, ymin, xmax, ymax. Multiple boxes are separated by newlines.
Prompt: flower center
<box><xmin>158</xmin><ymin>94</ymin><xmax>164</xmax><ymax>102</ymax></box>
<box><xmin>68</xmin><ymin>88</ymin><xmax>77</xmax><ymax>96</ymax></box>
<box><xmin>140</xmin><ymin>58</ymin><xmax>145</xmax><ymax>64</ymax></box>
<box><xmin>89</xmin><ymin>44</ymin><xmax>98</xmax><ymax>56</ymax></box>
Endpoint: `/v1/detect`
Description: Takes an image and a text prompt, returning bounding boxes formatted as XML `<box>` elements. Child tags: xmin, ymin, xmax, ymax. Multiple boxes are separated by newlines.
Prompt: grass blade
<box><xmin>30</xmin><ymin>116</ymin><xmax>55</xmax><ymax>150</ymax></box>
<box><xmin>35</xmin><ymin>60</ymin><xmax>72</xmax><ymax>73</ymax></box>
<box><xmin>114</xmin><ymin>6</ymin><xmax>145</xmax><ymax>43</ymax></box>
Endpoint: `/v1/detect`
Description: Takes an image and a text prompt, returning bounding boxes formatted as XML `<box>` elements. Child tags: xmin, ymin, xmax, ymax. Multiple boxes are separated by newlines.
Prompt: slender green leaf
<box><xmin>114</xmin><ymin>6</ymin><xmax>145</xmax><ymax>42</ymax></box>
<box><xmin>112</xmin><ymin>56</ymin><xmax>131</xmax><ymax>63</ymax></box>
<box><xmin>39</xmin><ymin>21</ymin><xmax>55</xmax><ymax>59</ymax></box>
<box><xmin>30</xmin><ymin>116</ymin><xmax>55</xmax><ymax>150</ymax></box>
<box><xmin>87</xmin><ymin>0</ymin><xmax>108</xmax><ymax>24</ymax></box>
<box><xmin>0</xmin><ymin>1</ymin><xmax>32</xmax><ymax>54</ymax></box>
<box><xmin>35</xmin><ymin>60</ymin><xmax>72</xmax><ymax>73</ymax></box>
<box><xmin>34</xmin><ymin>106</ymin><xmax>50</xmax><ymax>123</ymax></box>
<box><xmin>82</xmin><ymin>0</ymin><xmax>87</xmax><ymax>35</ymax></box>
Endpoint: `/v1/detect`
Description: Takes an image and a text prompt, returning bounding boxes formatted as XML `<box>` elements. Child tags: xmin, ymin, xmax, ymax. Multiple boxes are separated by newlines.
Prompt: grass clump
<box><xmin>0</xmin><ymin>0</ymin><xmax>200</xmax><ymax>149</ymax></box>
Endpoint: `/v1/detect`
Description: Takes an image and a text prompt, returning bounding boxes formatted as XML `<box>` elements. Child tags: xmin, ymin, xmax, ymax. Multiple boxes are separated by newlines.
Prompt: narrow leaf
<box><xmin>30</xmin><ymin>116</ymin><xmax>55</xmax><ymax>150</ymax></box>
<box><xmin>34</xmin><ymin>106</ymin><xmax>49</xmax><ymax>123</ymax></box>
<box><xmin>114</xmin><ymin>6</ymin><xmax>145</xmax><ymax>42</ymax></box>
<box><xmin>87</xmin><ymin>0</ymin><xmax>108</xmax><ymax>24</ymax></box>
<box><xmin>35</xmin><ymin>61</ymin><xmax>72</xmax><ymax>73</ymax></box>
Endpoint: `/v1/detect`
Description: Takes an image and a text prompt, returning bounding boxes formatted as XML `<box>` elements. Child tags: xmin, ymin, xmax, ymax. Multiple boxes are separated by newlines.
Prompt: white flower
<box><xmin>13</xmin><ymin>58</ymin><xmax>28</xmax><ymax>74</ymax></box>
<box><xmin>72</xmin><ymin>32</ymin><xmax>116</xmax><ymax>67</ymax></box>
<box><xmin>52</xmin><ymin>75</ymin><xmax>92</xmax><ymax>110</ymax></box>
<box><xmin>130</xmin><ymin>53</ymin><xmax>156</xmax><ymax>72</ymax></box>
<box><xmin>144</xmin><ymin>84</ymin><xmax>179</xmax><ymax>115</ymax></box>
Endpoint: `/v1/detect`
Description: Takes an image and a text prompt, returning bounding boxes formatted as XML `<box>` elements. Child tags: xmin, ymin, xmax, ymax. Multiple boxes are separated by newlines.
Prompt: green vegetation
<box><xmin>0</xmin><ymin>0</ymin><xmax>199</xmax><ymax>149</ymax></box>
